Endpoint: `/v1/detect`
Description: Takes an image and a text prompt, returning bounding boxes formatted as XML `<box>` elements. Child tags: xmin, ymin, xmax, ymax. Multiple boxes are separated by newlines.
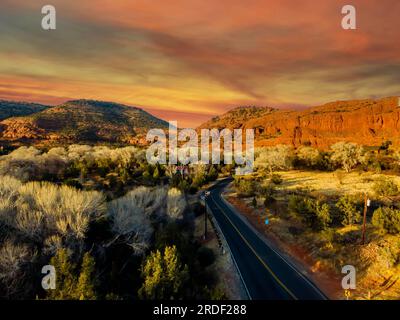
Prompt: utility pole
<box><xmin>361</xmin><ymin>193</ymin><xmax>369</xmax><ymax>245</ymax></box>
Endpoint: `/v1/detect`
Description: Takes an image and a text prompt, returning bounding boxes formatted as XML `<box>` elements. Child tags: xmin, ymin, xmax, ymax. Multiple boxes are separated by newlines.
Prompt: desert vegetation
<box><xmin>2</xmin><ymin>138</ymin><xmax>400</xmax><ymax>300</ymax></box>
<box><xmin>0</xmin><ymin>144</ymin><xmax>223</xmax><ymax>299</ymax></box>
<box><xmin>231</xmin><ymin>141</ymin><xmax>400</xmax><ymax>299</ymax></box>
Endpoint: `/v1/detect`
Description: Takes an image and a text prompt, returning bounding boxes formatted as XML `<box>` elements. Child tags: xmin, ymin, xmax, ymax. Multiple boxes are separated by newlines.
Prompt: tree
<box><xmin>0</xmin><ymin>176</ymin><xmax>21</xmax><ymax>232</ymax></box>
<box><xmin>254</xmin><ymin>145</ymin><xmax>294</xmax><ymax>173</ymax></box>
<box><xmin>288</xmin><ymin>195</ymin><xmax>331</xmax><ymax>231</ymax></box>
<box><xmin>47</xmin><ymin>248</ymin><xmax>77</xmax><ymax>300</ymax></box>
<box><xmin>47</xmin><ymin>249</ymin><xmax>97</xmax><ymax>300</ymax></box>
<box><xmin>373</xmin><ymin>178</ymin><xmax>399</xmax><ymax>197</ymax></box>
<box><xmin>207</xmin><ymin>166</ymin><xmax>218</xmax><ymax>181</ymax></box>
<box><xmin>138</xmin><ymin>245</ymin><xmax>189</xmax><ymax>300</ymax></box>
<box><xmin>372</xmin><ymin>207</ymin><xmax>400</xmax><ymax>234</ymax></box>
<box><xmin>296</xmin><ymin>146</ymin><xmax>321</xmax><ymax>168</ymax></box>
<box><xmin>75</xmin><ymin>252</ymin><xmax>97</xmax><ymax>300</ymax></box>
<box><xmin>336</xmin><ymin>195</ymin><xmax>361</xmax><ymax>226</ymax></box>
<box><xmin>262</xmin><ymin>183</ymin><xmax>275</xmax><ymax>206</ymax></box>
<box><xmin>378</xmin><ymin>140</ymin><xmax>392</xmax><ymax>154</ymax></box>
<box><xmin>315</xmin><ymin>202</ymin><xmax>331</xmax><ymax>231</ymax></box>
<box><xmin>152</xmin><ymin>166</ymin><xmax>160</xmax><ymax>180</ymax></box>
<box><xmin>252</xmin><ymin>197</ymin><xmax>257</xmax><ymax>208</ymax></box>
<box><xmin>167</xmin><ymin>188</ymin><xmax>187</xmax><ymax>220</ymax></box>
<box><xmin>0</xmin><ymin>241</ymin><xmax>31</xmax><ymax>298</ymax></box>
<box><xmin>108</xmin><ymin>189</ymin><xmax>154</xmax><ymax>255</ymax></box>
<box><xmin>15</xmin><ymin>182</ymin><xmax>105</xmax><ymax>242</ymax></box>
<box><xmin>0</xmin><ymin>177</ymin><xmax>105</xmax><ymax>244</ymax></box>
<box><xmin>330</xmin><ymin>142</ymin><xmax>363</xmax><ymax>172</ymax></box>
<box><xmin>234</xmin><ymin>178</ymin><xmax>256</xmax><ymax>197</ymax></box>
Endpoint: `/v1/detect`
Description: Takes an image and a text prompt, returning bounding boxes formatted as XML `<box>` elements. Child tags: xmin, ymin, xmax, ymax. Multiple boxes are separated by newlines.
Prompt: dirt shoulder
<box><xmin>221</xmin><ymin>184</ymin><xmax>343</xmax><ymax>300</ymax></box>
<box><xmin>193</xmin><ymin>205</ymin><xmax>248</xmax><ymax>300</ymax></box>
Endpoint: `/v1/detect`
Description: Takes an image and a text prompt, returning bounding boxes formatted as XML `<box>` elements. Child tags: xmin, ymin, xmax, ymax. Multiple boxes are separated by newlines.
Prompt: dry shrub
<box><xmin>0</xmin><ymin>176</ymin><xmax>105</xmax><ymax>242</ymax></box>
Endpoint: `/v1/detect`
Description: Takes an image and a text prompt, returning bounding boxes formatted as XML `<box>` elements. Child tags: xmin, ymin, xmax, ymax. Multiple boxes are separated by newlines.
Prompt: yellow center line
<box><xmin>210</xmin><ymin>195</ymin><xmax>298</xmax><ymax>300</ymax></box>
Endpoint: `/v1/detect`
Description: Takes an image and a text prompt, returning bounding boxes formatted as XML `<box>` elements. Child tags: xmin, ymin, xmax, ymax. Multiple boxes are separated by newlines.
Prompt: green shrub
<box><xmin>178</xmin><ymin>180</ymin><xmax>191</xmax><ymax>192</ymax></box>
<box><xmin>207</xmin><ymin>166</ymin><xmax>218</xmax><ymax>181</ymax></box>
<box><xmin>261</xmin><ymin>182</ymin><xmax>276</xmax><ymax>206</ymax></box>
<box><xmin>288</xmin><ymin>195</ymin><xmax>331</xmax><ymax>231</ymax></box>
<box><xmin>336</xmin><ymin>195</ymin><xmax>361</xmax><ymax>226</ymax></box>
<box><xmin>315</xmin><ymin>202</ymin><xmax>331</xmax><ymax>231</ymax></box>
<box><xmin>288</xmin><ymin>195</ymin><xmax>305</xmax><ymax>214</ymax></box>
<box><xmin>373</xmin><ymin>178</ymin><xmax>399</xmax><ymax>197</ymax></box>
<box><xmin>152</xmin><ymin>166</ymin><xmax>160</xmax><ymax>179</ymax></box>
<box><xmin>63</xmin><ymin>178</ymin><xmax>83</xmax><ymax>189</ymax></box>
<box><xmin>252</xmin><ymin>197</ymin><xmax>257</xmax><ymax>208</ymax></box>
<box><xmin>235</xmin><ymin>178</ymin><xmax>256</xmax><ymax>197</ymax></box>
<box><xmin>372</xmin><ymin>207</ymin><xmax>400</xmax><ymax>234</ymax></box>
<box><xmin>270</xmin><ymin>174</ymin><xmax>283</xmax><ymax>185</ymax></box>
<box><xmin>333</xmin><ymin>229</ymin><xmax>360</xmax><ymax>244</ymax></box>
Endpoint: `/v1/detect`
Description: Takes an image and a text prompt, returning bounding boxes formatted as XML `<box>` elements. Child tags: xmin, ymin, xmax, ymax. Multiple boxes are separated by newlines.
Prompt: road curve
<box><xmin>205</xmin><ymin>178</ymin><xmax>328</xmax><ymax>300</ymax></box>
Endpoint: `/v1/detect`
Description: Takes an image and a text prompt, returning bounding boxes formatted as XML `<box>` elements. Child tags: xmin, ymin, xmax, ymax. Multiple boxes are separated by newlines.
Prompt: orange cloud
<box><xmin>0</xmin><ymin>0</ymin><xmax>399</xmax><ymax>127</ymax></box>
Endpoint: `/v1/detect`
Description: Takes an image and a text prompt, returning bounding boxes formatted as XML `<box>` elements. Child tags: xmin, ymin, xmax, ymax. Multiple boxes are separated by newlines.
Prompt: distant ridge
<box><xmin>0</xmin><ymin>100</ymin><xmax>49</xmax><ymax>121</ymax></box>
<box><xmin>198</xmin><ymin>97</ymin><xmax>400</xmax><ymax>149</ymax></box>
<box><xmin>198</xmin><ymin>106</ymin><xmax>276</xmax><ymax>130</ymax></box>
<box><xmin>0</xmin><ymin>99</ymin><xmax>168</xmax><ymax>146</ymax></box>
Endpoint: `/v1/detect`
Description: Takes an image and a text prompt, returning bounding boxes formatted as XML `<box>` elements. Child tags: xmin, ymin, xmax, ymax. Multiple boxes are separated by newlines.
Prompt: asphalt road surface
<box><xmin>205</xmin><ymin>178</ymin><xmax>328</xmax><ymax>300</ymax></box>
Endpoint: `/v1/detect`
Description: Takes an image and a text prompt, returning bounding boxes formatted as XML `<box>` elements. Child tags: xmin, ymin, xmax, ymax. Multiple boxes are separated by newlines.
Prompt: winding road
<box><xmin>205</xmin><ymin>178</ymin><xmax>328</xmax><ymax>300</ymax></box>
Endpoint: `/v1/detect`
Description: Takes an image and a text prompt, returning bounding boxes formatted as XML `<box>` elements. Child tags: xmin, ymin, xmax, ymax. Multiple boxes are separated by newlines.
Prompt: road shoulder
<box><xmin>221</xmin><ymin>184</ymin><xmax>341</xmax><ymax>300</ymax></box>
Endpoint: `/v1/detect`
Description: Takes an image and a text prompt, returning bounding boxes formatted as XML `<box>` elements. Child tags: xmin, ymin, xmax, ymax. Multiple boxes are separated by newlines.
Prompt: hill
<box><xmin>198</xmin><ymin>106</ymin><xmax>276</xmax><ymax>130</ymax></box>
<box><xmin>198</xmin><ymin>97</ymin><xmax>400</xmax><ymax>149</ymax></box>
<box><xmin>0</xmin><ymin>100</ymin><xmax>49</xmax><ymax>120</ymax></box>
<box><xmin>0</xmin><ymin>99</ymin><xmax>168</xmax><ymax>145</ymax></box>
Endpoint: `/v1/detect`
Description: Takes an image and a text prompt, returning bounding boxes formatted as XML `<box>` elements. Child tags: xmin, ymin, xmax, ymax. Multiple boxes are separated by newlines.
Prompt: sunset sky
<box><xmin>0</xmin><ymin>0</ymin><xmax>399</xmax><ymax>127</ymax></box>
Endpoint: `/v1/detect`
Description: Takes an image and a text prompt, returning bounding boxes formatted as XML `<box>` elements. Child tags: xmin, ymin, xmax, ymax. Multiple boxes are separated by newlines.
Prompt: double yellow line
<box><xmin>210</xmin><ymin>195</ymin><xmax>298</xmax><ymax>300</ymax></box>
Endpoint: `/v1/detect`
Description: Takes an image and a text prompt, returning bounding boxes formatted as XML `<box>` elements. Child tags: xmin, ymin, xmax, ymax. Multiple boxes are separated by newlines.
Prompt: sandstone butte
<box><xmin>198</xmin><ymin>96</ymin><xmax>400</xmax><ymax>149</ymax></box>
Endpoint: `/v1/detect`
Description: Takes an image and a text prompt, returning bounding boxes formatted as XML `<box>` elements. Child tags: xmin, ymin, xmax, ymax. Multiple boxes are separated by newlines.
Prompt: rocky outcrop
<box><xmin>199</xmin><ymin>97</ymin><xmax>400</xmax><ymax>149</ymax></box>
<box><xmin>0</xmin><ymin>118</ymin><xmax>47</xmax><ymax>140</ymax></box>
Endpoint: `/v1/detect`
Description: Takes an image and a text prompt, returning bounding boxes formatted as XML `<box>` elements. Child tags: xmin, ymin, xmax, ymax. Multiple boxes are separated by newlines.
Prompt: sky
<box><xmin>0</xmin><ymin>0</ymin><xmax>399</xmax><ymax>127</ymax></box>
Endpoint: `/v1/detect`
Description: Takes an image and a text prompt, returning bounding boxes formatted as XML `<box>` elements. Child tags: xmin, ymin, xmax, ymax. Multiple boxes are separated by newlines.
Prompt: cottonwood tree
<box><xmin>330</xmin><ymin>142</ymin><xmax>363</xmax><ymax>173</ymax></box>
<box><xmin>0</xmin><ymin>177</ymin><xmax>105</xmax><ymax>244</ymax></box>
<box><xmin>108</xmin><ymin>185</ymin><xmax>187</xmax><ymax>254</ymax></box>
<box><xmin>296</xmin><ymin>146</ymin><xmax>321</xmax><ymax>168</ymax></box>
<box><xmin>254</xmin><ymin>145</ymin><xmax>294</xmax><ymax>173</ymax></box>
<box><xmin>108</xmin><ymin>192</ymin><xmax>154</xmax><ymax>255</ymax></box>
<box><xmin>0</xmin><ymin>176</ymin><xmax>21</xmax><ymax>229</ymax></box>
<box><xmin>0</xmin><ymin>241</ymin><xmax>32</xmax><ymax>297</ymax></box>
<box><xmin>167</xmin><ymin>188</ymin><xmax>187</xmax><ymax>220</ymax></box>
<box><xmin>0</xmin><ymin>145</ymin><xmax>145</xmax><ymax>182</ymax></box>
<box><xmin>0</xmin><ymin>146</ymin><xmax>68</xmax><ymax>181</ymax></box>
<box><xmin>16</xmin><ymin>182</ymin><xmax>105</xmax><ymax>241</ymax></box>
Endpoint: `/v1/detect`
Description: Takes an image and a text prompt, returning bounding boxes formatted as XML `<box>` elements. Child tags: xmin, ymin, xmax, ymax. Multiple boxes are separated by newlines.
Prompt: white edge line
<box><xmin>206</xmin><ymin>200</ymin><xmax>252</xmax><ymax>300</ymax></box>
<box><xmin>219</xmin><ymin>188</ymin><xmax>328</xmax><ymax>300</ymax></box>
